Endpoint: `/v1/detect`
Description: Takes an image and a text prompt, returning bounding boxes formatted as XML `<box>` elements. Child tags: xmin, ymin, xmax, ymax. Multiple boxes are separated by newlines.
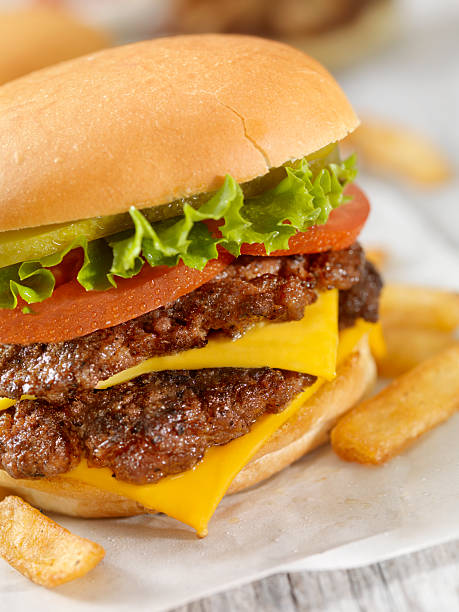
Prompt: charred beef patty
<box><xmin>0</xmin><ymin>245</ymin><xmax>381</xmax><ymax>485</ymax></box>
<box><xmin>339</xmin><ymin>260</ymin><xmax>381</xmax><ymax>330</ymax></box>
<box><xmin>0</xmin><ymin>243</ymin><xmax>380</xmax><ymax>402</ymax></box>
<box><xmin>0</xmin><ymin>368</ymin><xmax>316</xmax><ymax>484</ymax></box>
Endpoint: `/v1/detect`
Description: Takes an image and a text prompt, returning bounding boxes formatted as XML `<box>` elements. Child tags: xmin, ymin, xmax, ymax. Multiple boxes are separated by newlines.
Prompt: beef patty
<box><xmin>0</xmin><ymin>244</ymin><xmax>382</xmax><ymax>485</ymax></box>
<box><xmin>0</xmin><ymin>243</ymin><xmax>381</xmax><ymax>402</ymax></box>
<box><xmin>0</xmin><ymin>368</ymin><xmax>316</xmax><ymax>484</ymax></box>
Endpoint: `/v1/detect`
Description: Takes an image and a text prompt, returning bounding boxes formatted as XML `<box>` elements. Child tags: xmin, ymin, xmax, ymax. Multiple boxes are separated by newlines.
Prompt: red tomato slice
<box><xmin>51</xmin><ymin>249</ymin><xmax>84</xmax><ymax>288</ymax></box>
<box><xmin>0</xmin><ymin>184</ymin><xmax>368</xmax><ymax>345</ymax></box>
<box><xmin>240</xmin><ymin>183</ymin><xmax>369</xmax><ymax>256</ymax></box>
<box><xmin>0</xmin><ymin>251</ymin><xmax>233</xmax><ymax>345</ymax></box>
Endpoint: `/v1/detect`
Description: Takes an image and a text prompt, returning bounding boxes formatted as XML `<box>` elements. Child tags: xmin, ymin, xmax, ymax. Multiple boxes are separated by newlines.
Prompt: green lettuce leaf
<box><xmin>0</xmin><ymin>238</ymin><xmax>114</xmax><ymax>310</ymax></box>
<box><xmin>0</xmin><ymin>155</ymin><xmax>357</xmax><ymax>310</ymax></box>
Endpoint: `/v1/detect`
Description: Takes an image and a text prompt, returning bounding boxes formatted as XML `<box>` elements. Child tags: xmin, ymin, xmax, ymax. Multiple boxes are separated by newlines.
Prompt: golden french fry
<box><xmin>345</xmin><ymin>120</ymin><xmax>453</xmax><ymax>186</ymax></box>
<box><xmin>381</xmin><ymin>285</ymin><xmax>459</xmax><ymax>332</ymax></box>
<box><xmin>0</xmin><ymin>496</ymin><xmax>105</xmax><ymax>587</ymax></box>
<box><xmin>365</xmin><ymin>246</ymin><xmax>388</xmax><ymax>271</ymax></box>
<box><xmin>331</xmin><ymin>343</ymin><xmax>459</xmax><ymax>465</ymax></box>
<box><xmin>376</xmin><ymin>325</ymin><xmax>456</xmax><ymax>378</ymax></box>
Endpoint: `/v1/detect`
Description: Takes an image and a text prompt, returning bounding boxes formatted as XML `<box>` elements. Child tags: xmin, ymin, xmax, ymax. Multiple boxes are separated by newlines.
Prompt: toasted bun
<box><xmin>0</xmin><ymin>34</ymin><xmax>358</xmax><ymax>233</ymax></box>
<box><xmin>0</xmin><ymin>8</ymin><xmax>110</xmax><ymax>87</ymax></box>
<box><xmin>0</xmin><ymin>337</ymin><xmax>375</xmax><ymax>519</ymax></box>
<box><xmin>0</xmin><ymin>474</ymin><xmax>144</xmax><ymax>519</ymax></box>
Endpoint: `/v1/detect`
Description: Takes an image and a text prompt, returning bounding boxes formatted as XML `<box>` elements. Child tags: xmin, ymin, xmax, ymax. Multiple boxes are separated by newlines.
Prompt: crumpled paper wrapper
<box><xmin>1</xmin><ymin>176</ymin><xmax>458</xmax><ymax>611</ymax></box>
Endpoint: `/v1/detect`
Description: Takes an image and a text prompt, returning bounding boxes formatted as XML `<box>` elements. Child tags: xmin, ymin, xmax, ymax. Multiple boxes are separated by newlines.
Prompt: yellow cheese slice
<box><xmin>0</xmin><ymin>395</ymin><xmax>34</xmax><ymax>412</ymax></box>
<box><xmin>66</xmin><ymin>321</ymin><xmax>380</xmax><ymax>535</ymax></box>
<box><xmin>339</xmin><ymin>319</ymin><xmax>385</xmax><ymax>362</ymax></box>
<box><xmin>97</xmin><ymin>289</ymin><xmax>339</xmax><ymax>389</ymax></box>
<box><xmin>0</xmin><ymin>289</ymin><xmax>338</xmax><ymax>411</ymax></box>
<box><xmin>0</xmin><ymin>398</ymin><xmax>15</xmax><ymax>411</ymax></box>
<box><xmin>67</xmin><ymin>380</ymin><xmax>323</xmax><ymax>536</ymax></box>
<box><xmin>0</xmin><ymin>317</ymin><xmax>383</xmax><ymax>421</ymax></box>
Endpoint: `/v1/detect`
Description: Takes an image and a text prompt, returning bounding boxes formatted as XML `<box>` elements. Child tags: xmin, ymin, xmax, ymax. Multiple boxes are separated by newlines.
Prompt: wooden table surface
<box><xmin>175</xmin><ymin>541</ymin><xmax>459</xmax><ymax>611</ymax></box>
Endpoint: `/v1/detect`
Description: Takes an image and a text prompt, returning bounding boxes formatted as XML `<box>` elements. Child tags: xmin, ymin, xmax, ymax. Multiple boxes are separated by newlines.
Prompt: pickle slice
<box><xmin>0</xmin><ymin>144</ymin><xmax>339</xmax><ymax>267</ymax></box>
<box><xmin>0</xmin><ymin>202</ymin><xmax>188</xmax><ymax>268</ymax></box>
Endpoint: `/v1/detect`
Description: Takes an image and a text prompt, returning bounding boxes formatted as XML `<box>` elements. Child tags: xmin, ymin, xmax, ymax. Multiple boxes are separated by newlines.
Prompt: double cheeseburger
<box><xmin>0</xmin><ymin>35</ymin><xmax>382</xmax><ymax>536</ymax></box>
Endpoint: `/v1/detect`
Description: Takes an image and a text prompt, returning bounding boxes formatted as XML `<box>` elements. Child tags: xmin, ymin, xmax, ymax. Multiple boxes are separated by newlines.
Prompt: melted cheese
<box><xmin>339</xmin><ymin>318</ymin><xmax>385</xmax><ymax>362</ymax></box>
<box><xmin>0</xmin><ymin>398</ymin><xmax>15</xmax><ymax>411</ymax></box>
<box><xmin>97</xmin><ymin>289</ymin><xmax>339</xmax><ymax>388</ymax></box>
<box><xmin>67</xmin><ymin>380</ymin><xmax>323</xmax><ymax>536</ymax></box>
<box><xmin>0</xmin><ymin>290</ymin><xmax>338</xmax><ymax>413</ymax></box>
<box><xmin>65</xmin><ymin>321</ymin><xmax>382</xmax><ymax>536</ymax></box>
<box><xmin>0</xmin><ymin>395</ymin><xmax>33</xmax><ymax>412</ymax></box>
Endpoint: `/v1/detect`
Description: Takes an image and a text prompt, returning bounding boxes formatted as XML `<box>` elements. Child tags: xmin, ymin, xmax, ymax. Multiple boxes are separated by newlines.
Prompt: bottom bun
<box><xmin>0</xmin><ymin>336</ymin><xmax>376</xmax><ymax>518</ymax></box>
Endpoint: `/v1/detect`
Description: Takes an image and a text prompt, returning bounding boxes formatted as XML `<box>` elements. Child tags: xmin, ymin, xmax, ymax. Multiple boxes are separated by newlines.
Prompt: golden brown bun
<box><xmin>0</xmin><ymin>474</ymin><xmax>144</xmax><ymax>519</ymax></box>
<box><xmin>0</xmin><ymin>34</ymin><xmax>358</xmax><ymax>232</ymax></box>
<box><xmin>0</xmin><ymin>8</ymin><xmax>110</xmax><ymax>87</ymax></box>
<box><xmin>0</xmin><ymin>337</ymin><xmax>375</xmax><ymax>518</ymax></box>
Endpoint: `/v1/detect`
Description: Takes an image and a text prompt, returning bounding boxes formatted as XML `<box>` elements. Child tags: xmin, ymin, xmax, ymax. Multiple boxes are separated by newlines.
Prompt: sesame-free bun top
<box><xmin>0</xmin><ymin>8</ymin><xmax>110</xmax><ymax>86</ymax></box>
<box><xmin>0</xmin><ymin>35</ymin><xmax>358</xmax><ymax>232</ymax></box>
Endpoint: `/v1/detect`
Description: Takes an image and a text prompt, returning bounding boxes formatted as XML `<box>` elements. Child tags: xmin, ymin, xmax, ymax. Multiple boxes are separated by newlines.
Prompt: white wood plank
<box><xmin>174</xmin><ymin>541</ymin><xmax>459</xmax><ymax>612</ymax></box>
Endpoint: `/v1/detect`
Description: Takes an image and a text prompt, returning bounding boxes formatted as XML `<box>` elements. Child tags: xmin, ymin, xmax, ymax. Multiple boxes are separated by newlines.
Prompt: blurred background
<box><xmin>0</xmin><ymin>0</ymin><xmax>457</xmax><ymax>269</ymax></box>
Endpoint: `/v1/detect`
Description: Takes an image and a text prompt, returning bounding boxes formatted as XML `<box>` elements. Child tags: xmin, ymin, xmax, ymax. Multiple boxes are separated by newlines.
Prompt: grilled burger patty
<box><xmin>0</xmin><ymin>368</ymin><xmax>316</xmax><ymax>483</ymax></box>
<box><xmin>0</xmin><ymin>244</ymin><xmax>381</xmax><ymax>402</ymax></box>
<box><xmin>0</xmin><ymin>245</ymin><xmax>381</xmax><ymax>484</ymax></box>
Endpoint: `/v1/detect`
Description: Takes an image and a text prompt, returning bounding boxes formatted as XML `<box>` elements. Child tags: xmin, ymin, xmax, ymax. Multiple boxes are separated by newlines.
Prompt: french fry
<box><xmin>331</xmin><ymin>343</ymin><xmax>459</xmax><ymax>465</ymax></box>
<box><xmin>345</xmin><ymin>119</ymin><xmax>453</xmax><ymax>186</ymax></box>
<box><xmin>0</xmin><ymin>496</ymin><xmax>104</xmax><ymax>587</ymax></box>
<box><xmin>376</xmin><ymin>325</ymin><xmax>456</xmax><ymax>378</ymax></box>
<box><xmin>381</xmin><ymin>285</ymin><xmax>459</xmax><ymax>332</ymax></box>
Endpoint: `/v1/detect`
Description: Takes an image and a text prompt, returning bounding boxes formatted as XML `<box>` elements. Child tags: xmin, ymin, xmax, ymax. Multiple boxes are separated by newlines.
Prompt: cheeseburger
<box><xmin>0</xmin><ymin>35</ymin><xmax>382</xmax><ymax>536</ymax></box>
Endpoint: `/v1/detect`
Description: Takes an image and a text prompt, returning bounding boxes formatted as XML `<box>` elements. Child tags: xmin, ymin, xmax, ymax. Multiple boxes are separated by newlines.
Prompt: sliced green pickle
<box><xmin>0</xmin><ymin>144</ymin><xmax>339</xmax><ymax>267</ymax></box>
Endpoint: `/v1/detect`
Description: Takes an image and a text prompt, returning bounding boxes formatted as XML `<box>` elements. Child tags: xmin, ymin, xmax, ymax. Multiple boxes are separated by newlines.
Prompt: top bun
<box><xmin>0</xmin><ymin>35</ymin><xmax>358</xmax><ymax>232</ymax></box>
<box><xmin>0</xmin><ymin>8</ymin><xmax>110</xmax><ymax>86</ymax></box>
